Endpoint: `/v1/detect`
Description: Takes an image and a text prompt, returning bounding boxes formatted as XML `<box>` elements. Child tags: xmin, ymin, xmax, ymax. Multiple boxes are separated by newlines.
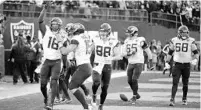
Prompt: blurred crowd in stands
<box><xmin>1</xmin><ymin>0</ymin><xmax>200</xmax><ymax>31</ymax></box>
<box><xmin>2</xmin><ymin>0</ymin><xmax>200</xmax><ymax>18</ymax></box>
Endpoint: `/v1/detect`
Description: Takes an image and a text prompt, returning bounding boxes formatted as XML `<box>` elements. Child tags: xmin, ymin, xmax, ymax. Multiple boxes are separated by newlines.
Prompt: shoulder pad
<box><xmin>138</xmin><ymin>36</ymin><xmax>145</xmax><ymax>41</ymax></box>
<box><xmin>188</xmin><ymin>37</ymin><xmax>195</xmax><ymax>42</ymax></box>
<box><xmin>171</xmin><ymin>37</ymin><xmax>178</xmax><ymax>42</ymax></box>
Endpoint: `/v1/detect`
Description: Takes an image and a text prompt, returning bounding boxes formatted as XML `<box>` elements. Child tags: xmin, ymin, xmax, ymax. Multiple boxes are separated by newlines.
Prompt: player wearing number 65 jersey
<box><xmin>91</xmin><ymin>23</ymin><xmax>121</xmax><ymax>110</ymax></box>
<box><xmin>61</xmin><ymin>23</ymin><xmax>93</xmax><ymax>110</ymax></box>
<box><xmin>38</xmin><ymin>5</ymin><xmax>67</xmax><ymax>110</ymax></box>
<box><xmin>165</xmin><ymin>25</ymin><xmax>199</xmax><ymax>106</ymax></box>
<box><xmin>122</xmin><ymin>26</ymin><xmax>153</xmax><ymax>105</ymax></box>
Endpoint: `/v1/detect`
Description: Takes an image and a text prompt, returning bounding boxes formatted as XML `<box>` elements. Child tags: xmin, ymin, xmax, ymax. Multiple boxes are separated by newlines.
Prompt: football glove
<box><xmin>191</xmin><ymin>59</ymin><xmax>198</xmax><ymax>66</ymax></box>
<box><xmin>164</xmin><ymin>62</ymin><xmax>170</xmax><ymax>70</ymax></box>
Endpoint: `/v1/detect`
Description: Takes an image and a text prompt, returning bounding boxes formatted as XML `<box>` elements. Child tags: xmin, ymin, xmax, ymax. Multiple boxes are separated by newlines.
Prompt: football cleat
<box><xmin>129</xmin><ymin>95</ymin><xmax>137</xmax><ymax>105</ymax></box>
<box><xmin>91</xmin><ymin>94</ymin><xmax>97</xmax><ymax>106</ymax></box>
<box><xmin>169</xmin><ymin>98</ymin><xmax>175</xmax><ymax>106</ymax></box>
<box><xmin>136</xmin><ymin>93</ymin><xmax>141</xmax><ymax>99</ymax></box>
<box><xmin>45</xmin><ymin>104</ymin><xmax>53</xmax><ymax>110</ymax></box>
<box><xmin>182</xmin><ymin>97</ymin><xmax>188</xmax><ymax>105</ymax></box>
<box><xmin>60</xmin><ymin>98</ymin><xmax>72</xmax><ymax>104</ymax></box>
<box><xmin>98</xmin><ymin>104</ymin><xmax>103</xmax><ymax>110</ymax></box>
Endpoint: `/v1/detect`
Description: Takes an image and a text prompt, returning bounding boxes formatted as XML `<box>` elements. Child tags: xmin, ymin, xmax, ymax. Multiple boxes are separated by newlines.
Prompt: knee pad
<box><xmin>93</xmin><ymin>80</ymin><xmax>100</xmax><ymax>86</ymax></box>
<box><xmin>127</xmin><ymin>79</ymin><xmax>132</xmax><ymax>85</ymax></box>
<box><xmin>173</xmin><ymin>82</ymin><xmax>178</xmax><ymax>86</ymax></box>
<box><xmin>69</xmin><ymin>88</ymin><xmax>78</xmax><ymax>94</ymax></box>
<box><xmin>50</xmin><ymin>79</ymin><xmax>58</xmax><ymax>87</ymax></box>
<box><xmin>101</xmin><ymin>85</ymin><xmax>109</xmax><ymax>94</ymax></box>
<box><xmin>132</xmin><ymin>79</ymin><xmax>138</xmax><ymax>85</ymax></box>
<box><xmin>41</xmin><ymin>84</ymin><xmax>47</xmax><ymax>90</ymax></box>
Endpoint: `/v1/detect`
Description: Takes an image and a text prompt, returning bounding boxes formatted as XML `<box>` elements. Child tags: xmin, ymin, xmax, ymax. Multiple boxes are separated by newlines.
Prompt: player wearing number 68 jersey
<box><xmin>38</xmin><ymin>5</ymin><xmax>67</xmax><ymax>110</ymax></box>
<box><xmin>122</xmin><ymin>26</ymin><xmax>153</xmax><ymax>105</ymax></box>
<box><xmin>165</xmin><ymin>25</ymin><xmax>199</xmax><ymax>106</ymax></box>
<box><xmin>90</xmin><ymin>23</ymin><xmax>121</xmax><ymax>110</ymax></box>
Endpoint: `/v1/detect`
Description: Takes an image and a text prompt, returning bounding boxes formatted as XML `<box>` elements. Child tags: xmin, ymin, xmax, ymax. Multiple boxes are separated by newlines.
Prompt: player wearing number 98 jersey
<box><xmin>38</xmin><ymin>5</ymin><xmax>67</xmax><ymax>110</ymax></box>
<box><xmin>61</xmin><ymin>23</ymin><xmax>93</xmax><ymax>110</ymax></box>
<box><xmin>123</xmin><ymin>26</ymin><xmax>153</xmax><ymax>105</ymax></box>
<box><xmin>91</xmin><ymin>23</ymin><xmax>121</xmax><ymax>110</ymax></box>
<box><xmin>165</xmin><ymin>25</ymin><xmax>199</xmax><ymax>106</ymax></box>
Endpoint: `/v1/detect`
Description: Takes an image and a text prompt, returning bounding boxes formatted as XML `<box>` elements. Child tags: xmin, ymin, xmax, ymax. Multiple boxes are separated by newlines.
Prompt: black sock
<box><xmin>73</xmin><ymin>89</ymin><xmax>88</xmax><ymax>109</ymax></box>
<box><xmin>92</xmin><ymin>83</ymin><xmax>100</xmax><ymax>95</ymax></box>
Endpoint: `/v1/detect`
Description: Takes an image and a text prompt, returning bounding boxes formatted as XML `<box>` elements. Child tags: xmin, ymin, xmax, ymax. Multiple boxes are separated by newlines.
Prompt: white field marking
<box><xmin>124</xmin><ymin>83</ymin><xmax>200</xmax><ymax>90</ymax></box>
<box><xmin>54</xmin><ymin>105</ymin><xmax>200</xmax><ymax>110</ymax></box>
<box><xmin>0</xmin><ymin>84</ymin><xmax>40</xmax><ymax>100</ymax></box>
<box><xmin>150</xmin><ymin>78</ymin><xmax>200</xmax><ymax>84</ymax></box>
<box><xmin>84</xmin><ymin>71</ymin><xmax>126</xmax><ymax>83</ymax></box>
<box><xmin>142</xmin><ymin>71</ymin><xmax>200</xmax><ymax>74</ymax></box>
<box><xmin>0</xmin><ymin>87</ymin><xmax>5</xmax><ymax>90</ymax></box>
<box><xmin>0</xmin><ymin>72</ymin><xmax>126</xmax><ymax>100</ymax></box>
<box><xmin>105</xmin><ymin>92</ymin><xmax>200</xmax><ymax>102</ymax></box>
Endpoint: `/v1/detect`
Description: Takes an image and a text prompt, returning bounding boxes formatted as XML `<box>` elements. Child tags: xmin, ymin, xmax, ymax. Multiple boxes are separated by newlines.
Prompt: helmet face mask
<box><xmin>178</xmin><ymin>25</ymin><xmax>189</xmax><ymax>40</ymax></box>
<box><xmin>99</xmin><ymin>23</ymin><xmax>111</xmax><ymax>39</ymax></box>
<box><xmin>50</xmin><ymin>17</ymin><xmax>62</xmax><ymax>32</ymax></box>
<box><xmin>99</xmin><ymin>30</ymin><xmax>108</xmax><ymax>40</ymax></box>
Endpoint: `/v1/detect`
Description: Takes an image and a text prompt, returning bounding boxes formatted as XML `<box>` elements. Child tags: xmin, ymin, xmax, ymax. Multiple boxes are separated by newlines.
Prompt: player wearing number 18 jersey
<box><xmin>61</xmin><ymin>23</ymin><xmax>93</xmax><ymax>110</ymax></box>
<box><xmin>123</xmin><ymin>26</ymin><xmax>153</xmax><ymax>104</ymax></box>
<box><xmin>165</xmin><ymin>25</ymin><xmax>199</xmax><ymax>106</ymax></box>
<box><xmin>38</xmin><ymin>5</ymin><xmax>67</xmax><ymax>110</ymax></box>
<box><xmin>91</xmin><ymin>23</ymin><xmax>120</xmax><ymax>110</ymax></box>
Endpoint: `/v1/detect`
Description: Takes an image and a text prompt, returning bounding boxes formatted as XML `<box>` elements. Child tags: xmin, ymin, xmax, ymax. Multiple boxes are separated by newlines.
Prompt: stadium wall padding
<box><xmin>2</xmin><ymin>18</ymin><xmax>200</xmax><ymax>75</ymax></box>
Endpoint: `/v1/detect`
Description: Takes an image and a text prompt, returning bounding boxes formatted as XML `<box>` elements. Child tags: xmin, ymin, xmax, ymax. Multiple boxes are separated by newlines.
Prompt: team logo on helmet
<box><xmin>10</xmin><ymin>20</ymin><xmax>34</xmax><ymax>43</ymax></box>
<box><xmin>72</xmin><ymin>23</ymin><xmax>85</xmax><ymax>35</ymax></box>
<box><xmin>126</xmin><ymin>26</ymin><xmax>138</xmax><ymax>37</ymax></box>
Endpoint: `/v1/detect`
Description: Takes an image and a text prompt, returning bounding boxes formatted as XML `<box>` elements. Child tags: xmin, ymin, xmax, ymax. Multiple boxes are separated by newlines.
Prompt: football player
<box><xmin>65</xmin><ymin>23</ymin><xmax>91</xmax><ymax>100</ymax></box>
<box><xmin>123</xmin><ymin>26</ymin><xmax>153</xmax><ymax>104</ymax></box>
<box><xmin>90</xmin><ymin>23</ymin><xmax>121</xmax><ymax>110</ymax></box>
<box><xmin>61</xmin><ymin>23</ymin><xmax>93</xmax><ymax>110</ymax></box>
<box><xmin>165</xmin><ymin>25</ymin><xmax>199</xmax><ymax>106</ymax></box>
<box><xmin>38</xmin><ymin>4</ymin><xmax>67</xmax><ymax>110</ymax></box>
<box><xmin>54</xmin><ymin>25</ymin><xmax>72</xmax><ymax>104</ymax></box>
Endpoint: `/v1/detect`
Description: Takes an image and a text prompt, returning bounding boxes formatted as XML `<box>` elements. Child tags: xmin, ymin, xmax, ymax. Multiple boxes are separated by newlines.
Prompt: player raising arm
<box><xmin>38</xmin><ymin>3</ymin><xmax>67</xmax><ymax>110</ymax></box>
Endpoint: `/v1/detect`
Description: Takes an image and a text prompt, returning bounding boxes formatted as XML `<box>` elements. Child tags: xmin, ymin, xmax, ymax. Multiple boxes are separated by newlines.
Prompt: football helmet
<box><xmin>50</xmin><ymin>17</ymin><xmax>62</xmax><ymax>32</ymax></box>
<box><xmin>99</xmin><ymin>23</ymin><xmax>111</xmax><ymax>39</ymax></box>
<box><xmin>65</xmin><ymin>23</ymin><xmax>74</xmax><ymax>35</ymax></box>
<box><xmin>126</xmin><ymin>26</ymin><xmax>138</xmax><ymax>37</ymax></box>
<box><xmin>72</xmin><ymin>23</ymin><xmax>85</xmax><ymax>35</ymax></box>
<box><xmin>177</xmin><ymin>25</ymin><xmax>189</xmax><ymax>40</ymax></box>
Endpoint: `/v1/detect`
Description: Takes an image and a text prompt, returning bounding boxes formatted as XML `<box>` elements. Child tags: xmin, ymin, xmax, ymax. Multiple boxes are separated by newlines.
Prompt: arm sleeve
<box><xmin>191</xmin><ymin>41</ymin><xmax>198</xmax><ymax>54</ymax></box>
<box><xmin>141</xmin><ymin>41</ymin><xmax>148</xmax><ymax>49</ymax></box>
